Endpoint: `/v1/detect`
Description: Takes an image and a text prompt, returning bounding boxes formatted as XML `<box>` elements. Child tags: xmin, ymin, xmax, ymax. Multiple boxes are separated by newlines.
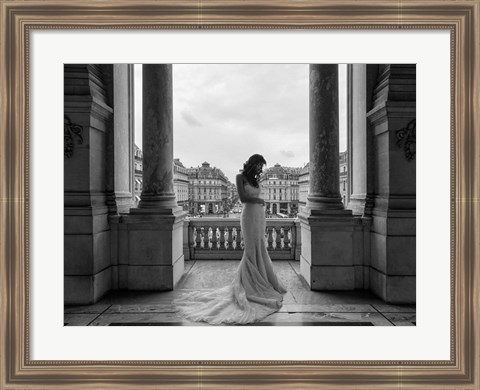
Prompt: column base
<box><xmin>300</xmin><ymin>256</ymin><xmax>356</xmax><ymax>290</ymax></box>
<box><xmin>136</xmin><ymin>194</ymin><xmax>178</xmax><ymax>211</ymax></box>
<box><xmin>299</xmin><ymin>207</ymin><xmax>358</xmax><ymax>291</ymax></box>
<box><xmin>369</xmin><ymin>268</ymin><xmax>416</xmax><ymax>304</ymax></box>
<box><xmin>130</xmin><ymin>204</ymin><xmax>184</xmax><ymax>216</ymax></box>
<box><xmin>307</xmin><ymin>195</ymin><xmax>345</xmax><ymax>211</ymax></box>
<box><xmin>299</xmin><ymin>206</ymin><xmax>353</xmax><ymax>218</ymax></box>
<box><xmin>121</xmin><ymin>209</ymin><xmax>187</xmax><ymax>290</ymax></box>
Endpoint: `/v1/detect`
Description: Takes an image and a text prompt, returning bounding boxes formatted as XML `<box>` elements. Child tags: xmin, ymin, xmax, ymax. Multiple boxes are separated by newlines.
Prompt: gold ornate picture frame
<box><xmin>1</xmin><ymin>0</ymin><xmax>479</xmax><ymax>388</ymax></box>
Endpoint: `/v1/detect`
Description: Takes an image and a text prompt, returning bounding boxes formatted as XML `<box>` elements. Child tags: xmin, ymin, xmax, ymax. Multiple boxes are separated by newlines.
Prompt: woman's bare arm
<box><xmin>236</xmin><ymin>174</ymin><xmax>265</xmax><ymax>205</ymax></box>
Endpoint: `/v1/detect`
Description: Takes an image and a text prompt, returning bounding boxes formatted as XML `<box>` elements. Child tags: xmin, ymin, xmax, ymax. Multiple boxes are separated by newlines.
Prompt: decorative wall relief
<box><xmin>64</xmin><ymin>115</ymin><xmax>83</xmax><ymax>158</ymax></box>
<box><xmin>396</xmin><ymin>119</ymin><xmax>416</xmax><ymax>161</ymax></box>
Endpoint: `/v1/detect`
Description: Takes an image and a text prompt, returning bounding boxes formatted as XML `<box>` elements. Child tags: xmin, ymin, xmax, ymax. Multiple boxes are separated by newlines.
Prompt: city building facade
<box><xmin>339</xmin><ymin>150</ymin><xmax>348</xmax><ymax>205</ymax></box>
<box><xmin>187</xmin><ymin>162</ymin><xmax>229</xmax><ymax>215</ymax></box>
<box><xmin>174</xmin><ymin>158</ymin><xmax>189</xmax><ymax>210</ymax></box>
<box><xmin>259</xmin><ymin>163</ymin><xmax>300</xmax><ymax>217</ymax></box>
<box><xmin>298</xmin><ymin>162</ymin><xmax>310</xmax><ymax>207</ymax></box>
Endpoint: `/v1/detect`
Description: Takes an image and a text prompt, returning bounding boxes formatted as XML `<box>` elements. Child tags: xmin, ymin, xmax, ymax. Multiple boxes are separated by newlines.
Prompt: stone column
<box><xmin>125</xmin><ymin>64</ymin><xmax>186</xmax><ymax>291</ymax></box>
<box><xmin>64</xmin><ymin>64</ymin><xmax>113</xmax><ymax>304</ymax></box>
<box><xmin>107</xmin><ymin>64</ymin><xmax>136</xmax><ymax>214</ymax></box>
<box><xmin>307</xmin><ymin>64</ymin><xmax>344</xmax><ymax>211</ymax></box>
<box><xmin>347</xmin><ymin>64</ymin><xmax>378</xmax><ymax>216</ymax></box>
<box><xmin>137</xmin><ymin>64</ymin><xmax>178</xmax><ymax>211</ymax></box>
<box><xmin>299</xmin><ymin>64</ymin><xmax>358</xmax><ymax>292</ymax></box>
<box><xmin>367</xmin><ymin>64</ymin><xmax>416</xmax><ymax>304</ymax></box>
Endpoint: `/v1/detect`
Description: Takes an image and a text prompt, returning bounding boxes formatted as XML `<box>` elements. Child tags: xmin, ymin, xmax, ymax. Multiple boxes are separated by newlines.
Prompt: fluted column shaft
<box><xmin>138</xmin><ymin>64</ymin><xmax>177</xmax><ymax>209</ymax></box>
<box><xmin>307</xmin><ymin>64</ymin><xmax>344</xmax><ymax>210</ymax></box>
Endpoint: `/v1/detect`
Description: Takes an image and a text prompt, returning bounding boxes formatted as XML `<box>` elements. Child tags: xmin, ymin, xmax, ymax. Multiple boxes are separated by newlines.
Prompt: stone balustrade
<box><xmin>184</xmin><ymin>218</ymin><xmax>300</xmax><ymax>260</ymax></box>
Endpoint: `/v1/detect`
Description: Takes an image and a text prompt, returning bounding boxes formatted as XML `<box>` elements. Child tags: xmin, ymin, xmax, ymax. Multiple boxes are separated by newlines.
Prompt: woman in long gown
<box><xmin>174</xmin><ymin>154</ymin><xmax>287</xmax><ymax>325</ymax></box>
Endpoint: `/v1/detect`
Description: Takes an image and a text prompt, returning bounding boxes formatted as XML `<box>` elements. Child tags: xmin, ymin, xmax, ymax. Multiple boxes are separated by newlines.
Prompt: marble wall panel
<box><xmin>127</xmin><ymin>265</ymin><xmax>174</xmax><ymax>290</ymax></box>
<box><xmin>64</xmin><ymin>235</ymin><xmax>93</xmax><ymax>275</ymax></box>
<box><xmin>370</xmin><ymin>231</ymin><xmax>387</xmax><ymax>273</ymax></box>
<box><xmin>172</xmin><ymin>253</ymin><xmax>185</xmax><ymax>287</ymax></box>
<box><xmin>128</xmin><ymin>229</ymin><xmax>173</xmax><ymax>266</ymax></box>
<box><xmin>369</xmin><ymin>267</ymin><xmax>415</xmax><ymax>303</ymax></box>
<box><xmin>386</xmin><ymin>236</ymin><xmax>416</xmax><ymax>275</ymax></box>
<box><xmin>388</xmin><ymin>217</ymin><xmax>416</xmax><ymax>236</ymax></box>
<box><xmin>171</xmin><ymin>222</ymin><xmax>184</xmax><ymax>267</ymax></box>
<box><xmin>64</xmin><ymin>147</ymin><xmax>90</xmax><ymax>192</ymax></box>
<box><xmin>354</xmin><ymin>265</ymin><xmax>367</xmax><ymax>289</ymax></box>
<box><xmin>300</xmin><ymin>223</ymin><xmax>312</xmax><ymax>261</ymax></box>
<box><xmin>310</xmin><ymin>230</ymin><xmax>353</xmax><ymax>266</ymax></box>
<box><xmin>389</xmin><ymin>153</ymin><xmax>416</xmax><ymax>195</ymax></box>
<box><xmin>386</xmin><ymin>275</ymin><xmax>416</xmax><ymax>304</ymax></box>
<box><xmin>64</xmin><ymin>213</ymin><xmax>94</xmax><ymax>235</ymax></box>
<box><xmin>311</xmin><ymin>265</ymin><xmax>355</xmax><ymax>290</ymax></box>
<box><xmin>89</xmin><ymin>130</ymin><xmax>107</xmax><ymax>193</ymax></box>
<box><xmin>369</xmin><ymin>268</ymin><xmax>387</xmax><ymax>301</ymax></box>
<box><xmin>93</xmin><ymin>266</ymin><xmax>112</xmax><ymax>302</ymax></box>
<box><xmin>93</xmin><ymin>230</ymin><xmax>111</xmax><ymax>274</ymax></box>
<box><xmin>300</xmin><ymin>254</ymin><xmax>312</xmax><ymax>287</ymax></box>
<box><xmin>118</xmin><ymin>264</ymin><xmax>128</xmax><ymax>289</ymax></box>
<box><xmin>64</xmin><ymin>275</ymin><xmax>93</xmax><ymax>305</ymax></box>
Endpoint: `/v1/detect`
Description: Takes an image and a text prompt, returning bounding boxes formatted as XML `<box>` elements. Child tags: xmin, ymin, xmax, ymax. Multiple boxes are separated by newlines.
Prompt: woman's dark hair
<box><xmin>242</xmin><ymin>154</ymin><xmax>267</xmax><ymax>188</ymax></box>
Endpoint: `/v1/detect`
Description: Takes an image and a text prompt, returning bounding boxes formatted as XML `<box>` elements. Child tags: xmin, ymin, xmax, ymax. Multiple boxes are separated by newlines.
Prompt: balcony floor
<box><xmin>65</xmin><ymin>260</ymin><xmax>416</xmax><ymax>326</ymax></box>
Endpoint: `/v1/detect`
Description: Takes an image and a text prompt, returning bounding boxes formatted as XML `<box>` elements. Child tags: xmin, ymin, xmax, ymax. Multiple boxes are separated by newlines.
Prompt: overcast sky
<box><xmin>134</xmin><ymin>64</ymin><xmax>347</xmax><ymax>183</ymax></box>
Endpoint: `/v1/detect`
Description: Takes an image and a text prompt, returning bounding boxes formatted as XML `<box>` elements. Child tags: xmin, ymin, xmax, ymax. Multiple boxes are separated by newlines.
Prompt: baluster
<box><xmin>267</xmin><ymin>227</ymin><xmax>274</xmax><ymax>250</ymax></box>
<box><xmin>291</xmin><ymin>225</ymin><xmax>296</xmax><ymax>258</ymax></box>
<box><xmin>240</xmin><ymin>230</ymin><xmax>245</xmax><ymax>250</ymax></box>
<box><xmin>211</xmin><ymin>227</ymin><xmax>218</xmax><ymax>249</ymax></box>
<box><xmin>207</xmin><ymin>227</ymin><xmax>213</xmax><ymax>249</ymax></box>
<box><xmin>192</xmin><ymin>227</ymin><xmax>197</xmax><ymax>248</ymax></box>
<box><xmin>236</xmin><ymin>228</ymin><xmax>242</xmax><ymax>250</ymax></box>
<box><xmin>189</xmin><ymin>223</ymin><xmax>195</xmax><ymax>260</ymax></box>
<box><xmin>275</xmin><ymin>227</ymin><xmax>282</xmax><ymax>249</ymax></box>
<box><xmin>283</xmin><ymin>227</ymin><xmax>290</xmax><ymax>249</ymax></box>
<box><xmin>225</xmin><ymin>227</ymin><xmax>232</xmax><ymax>250</ymax></box>
<box><xmin>219</xmin><ymin>226</ymin><xmax>226</xmax><ymax>249</ymax></box>
<box><xmin>195</xmin><ymin>226</ymin><xmax>202</xmax><ymax>249</ymax></box>
<box><xmin>199</xmin><ymin>227</ymin><xmax>204</xmax><ymax>248</ymax></box>
<box><xmin>232</xmin><ymin>227</ymin><xmax>237</xmax><ymax>250</ymax></box>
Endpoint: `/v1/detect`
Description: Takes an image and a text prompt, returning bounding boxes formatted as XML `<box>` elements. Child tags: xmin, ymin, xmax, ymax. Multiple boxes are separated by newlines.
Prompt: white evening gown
<box><xmin>174</xmin><ymin>183</ymin><xmax>287</xmax><ymax>325</ymax></box>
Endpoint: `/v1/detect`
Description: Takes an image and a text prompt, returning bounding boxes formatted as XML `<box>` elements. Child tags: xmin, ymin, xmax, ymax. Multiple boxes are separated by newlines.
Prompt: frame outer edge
<box><xmin>0</xmin><ymin>1</ymin><xmax>8</xmax><ymax>390</ymax></box>
<box><xmin>471</xmin><ymin>2</ymin><xmax>479</xmax><ymax>389</ymax></box>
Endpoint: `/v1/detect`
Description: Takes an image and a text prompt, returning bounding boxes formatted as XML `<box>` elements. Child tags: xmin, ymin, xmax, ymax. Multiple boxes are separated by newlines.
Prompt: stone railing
<box><xmin>184</xmin><ymin>217</ymin><xmax>300</xmax><ymax>260</ymax></box>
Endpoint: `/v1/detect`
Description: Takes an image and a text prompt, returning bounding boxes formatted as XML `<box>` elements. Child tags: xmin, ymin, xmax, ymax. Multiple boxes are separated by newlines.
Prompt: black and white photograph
<box><xmin>64</xmin><ymin>63</ymin><xmax>416</xmax><ymax>327</ymax></box>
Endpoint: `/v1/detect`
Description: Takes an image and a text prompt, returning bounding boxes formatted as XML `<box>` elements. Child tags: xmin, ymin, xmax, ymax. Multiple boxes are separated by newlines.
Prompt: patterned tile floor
<box><xmin>65</xmin><ymin>260</ymin><xmax>416</xmax><ymax>326</ymax></box>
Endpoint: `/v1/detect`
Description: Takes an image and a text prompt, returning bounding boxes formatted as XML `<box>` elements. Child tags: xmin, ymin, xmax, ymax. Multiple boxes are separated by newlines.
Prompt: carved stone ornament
<box><xmin>64</xmin><ymin>115</ymin><xmax>83</xmax><ymax>158</ymax></box>
<box><xmin>396</xmin><ymin>119</ymin><xmax>416</xmax><ymax>161</ymax></box>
